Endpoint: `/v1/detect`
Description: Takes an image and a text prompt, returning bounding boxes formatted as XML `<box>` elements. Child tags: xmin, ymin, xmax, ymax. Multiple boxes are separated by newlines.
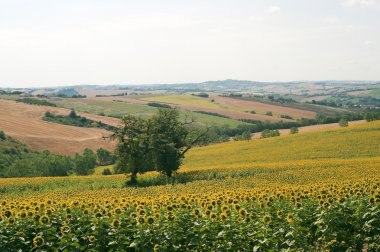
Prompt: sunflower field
<box><xmin>1</xmin><ymin>121</ymin><xmax>380</xmax><ymax>251</ymax></box>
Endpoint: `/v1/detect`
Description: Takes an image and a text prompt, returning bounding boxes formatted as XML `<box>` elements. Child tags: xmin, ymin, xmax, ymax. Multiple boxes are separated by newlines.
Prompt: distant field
<box><xmin>76</xmin><ymin>89</ymin><xmax>128</xmax><ymax>97</ymax></box>
<box><xmin>370</xmin><ymin>89</ymin><xmax>380</xmax><ymax>99</ymax></box>
<box><xmin>55</xmin><ymin>98</ymin><xmax>247</xmax><ymax>127</ymax></box>
<box><xmin>212</xmin><ymin>96</ymin><xmax>316</xmax><ymax>119</ymax></box>
<box><xmin>251</xmin><ymin>120</ymin><xmax>366</xmax><ymax>139</ymax></box>
<box><xmin>141</xmin><ymin>94</ymin><xmax>290</xmax><ymax>122</ymax></box>
<box><xmin>301</xmin><ymin>95</ymin><xmax>329</xmax><ymax>102</ymax></box>
<box><xmin>237</xmin><ymin>96</ymin><xmax>344</xmax><ymax>118</ymax></box>
<box><xmin>0</xmin><ymin>99</ymin><xmax>115</xmax><ymax>155</ymax></box>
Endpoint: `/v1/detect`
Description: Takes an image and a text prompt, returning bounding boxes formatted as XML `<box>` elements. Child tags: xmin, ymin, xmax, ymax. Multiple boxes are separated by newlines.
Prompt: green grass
<box><xmin>93</xmin><ymin>165</ymin><xmax>114</xmax><ymax>175</ymax></box>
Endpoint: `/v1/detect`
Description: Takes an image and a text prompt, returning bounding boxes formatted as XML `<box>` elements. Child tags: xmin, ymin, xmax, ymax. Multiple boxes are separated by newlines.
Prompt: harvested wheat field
<box><xmin>251</xmin><ymin>120</ymin><xmax>367</xmax><ymax>139</ymax></box>
<box><xmin>212</xmin><ymin>96</ymin><xmax>316</xmax><ymax>119</ymax></box>
<box><xmin>0</xmin><ymin>99</ymin><xmax>115</xmax><ymax>155</ymax></box>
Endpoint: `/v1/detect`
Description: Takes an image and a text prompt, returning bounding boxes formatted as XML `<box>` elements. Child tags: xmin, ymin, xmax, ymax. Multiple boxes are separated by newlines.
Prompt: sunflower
<box><xmin>147</xmin><ymin>216</ymin><xmax>155</xmax><ymax>225</ymax></box>
<box><xmin>112</xmin><ymin>219</ymin><xmax>120</xmax><ymax>228</ymax></box>
<box><xmin>7</xmin><ymin>217</ymin><xmax>15</xmax><ymax>224</ymax></box>
<box><xmin>154</xmin><ymin>244</ymin><xmax>160</xmax><ymax>252</ymax></box>
<box><xmin>19</xmin><ymin>210</ymin><xmax>27</xmax><ymax>219</ymax></box>
<box><xmin>210</xmin><ymin>212</ymin><xmax>217</xmax><ymax>220</ymax></box>
<box><xmin>167</xmin><ymin>213</ymin><xmax>176</xmax><ymax>222</ymax></box>
<box><xmin>39</xmin><ymin>215</ymin><xmax>50</xmax><ymax>225</ymax></box>
<box><xmin>88</xmin><ymin>235</ymin><xmax>95</xmax><ymax>243</ymax></box>
<box><xmin>137</xmin><ymin>216</ymin><xmax>145</xmax><ymax>224</ymax></box>
<box><xmin>323</xmin><ymin>202</ymin><xmax>331</xmax><ymax>208</ymax></box>
<box><xmin>220</xmin><ymin>212</ymin><xmax>228</xmax><ymax>221</ymax></box>
<box><xmin>276</xmin><ymin>210</ymin><xmax>283</xmax><ymax>220</ymax></box>
<box><xmin>239</xmin><ymin>209</ymin><xmax>247</xmax><ymax>217</ymax></box>
<box><xmin>286</xmin><ymin>213</ymin><xmax>294</xmax><ymax>223</ymax></box>
<box><xmin>33</xmin><ymin>236</ymin><xmax>44</xmax><ymax>248</ymax></box>
<box><xmin>60</xmin><ymin>225</ymin><xmax>71</xmax><ymax>236</ymax></box>
<box><xmin>193</xmin><ymin>209</ymin><xmax>201</xmax><ymax>216</ymax></box>
<box><xmin>263</xmin><ymin>214</ymin><xmax>272</xmax><ymax>225</ymax></box>
<box><xmin>4</xmin><ymin>210</ymin><xmax>12</xmax><ymax>218</ymax></box>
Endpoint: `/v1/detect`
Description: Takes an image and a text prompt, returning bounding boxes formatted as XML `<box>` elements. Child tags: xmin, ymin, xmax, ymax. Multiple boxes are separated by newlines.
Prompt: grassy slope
<box><xmin>55</xmin><ymin>99</ymin><xmax>246</xmax><ymax>127</ymax></box>
<box><xmin>184</xmin><ymin>121</ymin><xmax>380</xmax><ymax>169</ymax></box>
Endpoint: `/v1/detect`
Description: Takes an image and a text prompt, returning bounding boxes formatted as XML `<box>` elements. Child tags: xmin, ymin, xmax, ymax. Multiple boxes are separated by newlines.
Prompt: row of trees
<box><xmin>43</xmin><ymin>110</ymin><xmax>116</xmax><ymax>131</ymax></box>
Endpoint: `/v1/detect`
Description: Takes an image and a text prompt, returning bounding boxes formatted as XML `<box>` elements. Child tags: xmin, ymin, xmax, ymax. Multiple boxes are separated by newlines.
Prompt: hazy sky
<box><xmin>0</xmin><ymin>0</ymin><xmax>379</xmax><ymax>88</ymax></box>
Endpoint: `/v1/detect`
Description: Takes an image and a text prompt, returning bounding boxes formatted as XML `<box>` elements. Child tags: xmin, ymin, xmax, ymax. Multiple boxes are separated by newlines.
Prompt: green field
<box><xmin>55</xmin><ymin>99</ymin><xmax>246</xmax><ymax>127</ymax></box>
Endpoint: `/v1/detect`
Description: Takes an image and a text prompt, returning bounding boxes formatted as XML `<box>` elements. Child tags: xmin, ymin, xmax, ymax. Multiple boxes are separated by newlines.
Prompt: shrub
<box><xmin>147</xmin><ymin>102</ymin><xmax>172</xmax><ymax>109</ymax></box>
<box><xmin>290</xmin><ymin>127</ymin><xmax>299</xmax><ymax>134</ymax></box>
<box><xmin>261</xmin><ymin>129</ymin><xmax>280</xmax><ymax>138</ymax></box>
<box><xmin>339</xmin><ymin>119</ymin><xmax>348</xmax><ymax>127</ymax></box>
<box><xmin>0</xmin><ymin>131</ymin><xmax>5</xmax><ymax>140</ymax></box>
<box><xmin>102</xmin><ymin>168</ymin><xmax>113</xmax><ymax>175</ymax></box>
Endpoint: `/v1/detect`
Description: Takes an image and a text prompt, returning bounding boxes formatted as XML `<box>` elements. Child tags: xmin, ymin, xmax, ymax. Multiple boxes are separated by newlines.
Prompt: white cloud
<box><xmin>320</xmin><ymin>16</ymin><xmax>340</xmax><ymax>25</ymax></box>
<box><xmin>248</xmin><ymin>15</ymin><xmax>265</xmax><ymax>22</ymax></box>
<box><xmin>363</xmin><ymin>40</ymin><xmax>375</xmax><ymax>46</ymax></box>
<box><xmin>267</xmin><ymin>5</ymin><xmax>281</xmax><ymax>14</ymax></box>
<box><xmin>343</xmin><ymin>0</ymin><xmax>378</xmax><ymax>8</ymax></box>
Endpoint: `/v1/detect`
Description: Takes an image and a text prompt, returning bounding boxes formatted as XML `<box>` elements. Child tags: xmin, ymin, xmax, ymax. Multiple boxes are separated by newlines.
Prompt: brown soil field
<box><xmin>212</xmin><ymin>96</ymin><xmax>316</xmax><ymax>119</ymax></box>
<box><xmin>251</xmin><ymin>120</ymin><xmax>366</xmax><ymax>139</ymax></box>
<box><xmin>0</xmin><ymin>99</ymin><xmax>116</xmax><ymax>155</ymax></box>
<box><xmin>347</xmin><ymin>90</ymin><xmax>371</xmax><ymax>96</ymax></box>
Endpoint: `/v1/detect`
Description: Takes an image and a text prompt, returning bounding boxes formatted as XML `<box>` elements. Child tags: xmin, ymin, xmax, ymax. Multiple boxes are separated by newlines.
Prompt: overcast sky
<box><xmin>0</xmin><ymin>0</ymin><xmax>379</xmax><ymax>88</ymax></box>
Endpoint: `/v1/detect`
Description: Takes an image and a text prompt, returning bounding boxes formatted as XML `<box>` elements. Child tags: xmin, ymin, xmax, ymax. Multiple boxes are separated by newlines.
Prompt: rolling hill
<box><xmin>0</xmin><ymin>99</ymin><xmax>116</xmax><ymax>155</ymax></box>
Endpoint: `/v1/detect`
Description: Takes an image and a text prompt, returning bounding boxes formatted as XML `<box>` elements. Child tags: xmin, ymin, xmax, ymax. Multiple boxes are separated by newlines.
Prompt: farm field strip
<box><xmin>0</xmin><ymin>99</ymin><xmax>115</xmax><ymax>155</ymax></box>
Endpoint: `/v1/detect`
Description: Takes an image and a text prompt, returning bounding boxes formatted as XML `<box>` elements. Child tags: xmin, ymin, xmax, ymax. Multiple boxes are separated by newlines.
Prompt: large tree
<box><xmin>112</xmin><ymin>109</ymin><xmax>206</xmax><ymax>183</ymax></box>
<box><xmin>111</xmin><ymin>114</ymin><xmax>154</xmax><ymax>184</ymax></box>
<box><xmin>149</xmin><ymin>109</ymin><xmax>205</xmax><ymax>177</ymax></box>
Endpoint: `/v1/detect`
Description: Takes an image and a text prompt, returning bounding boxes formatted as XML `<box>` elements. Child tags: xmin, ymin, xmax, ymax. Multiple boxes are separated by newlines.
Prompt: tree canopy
<box><xmin>112</xmin><ymin>108</ymin><xmax>206</xmax><ymax>184</ymax></box>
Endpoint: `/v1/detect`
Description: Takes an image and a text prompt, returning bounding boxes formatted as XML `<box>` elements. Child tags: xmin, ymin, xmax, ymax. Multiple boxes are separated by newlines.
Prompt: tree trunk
<box><xmin>130</xmin><ymin>171</ymin><xmax>138</xmax><ymax>185</ymax></box>
<box><xmin>166</xmin><ymin>170</ymin><xmax>172</xmax><ymax>178</ymax></box>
